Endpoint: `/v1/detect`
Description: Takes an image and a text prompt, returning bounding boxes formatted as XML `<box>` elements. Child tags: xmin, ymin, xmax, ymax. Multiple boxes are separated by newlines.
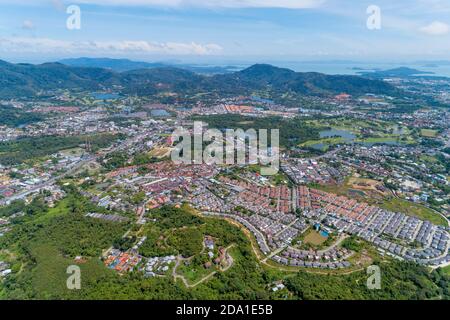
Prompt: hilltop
<box><xmin>0</xmin><ymin>60</ymin><xmax>401</xmax><ymax>98</ymax></box>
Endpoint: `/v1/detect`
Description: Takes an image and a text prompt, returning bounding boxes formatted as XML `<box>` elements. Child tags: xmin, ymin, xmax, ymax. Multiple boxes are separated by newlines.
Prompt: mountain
<box><xmin>358</xmin><ymin>67</ymin><xmax>434</xmax><ymax>78</ymax></box>
<box><xmin>0</xmin><ymin>60</ymin><xmax>402</xmax><ymax>98</ymax></box>
<box><xmin>206</xmin><ymin>64</ymin><xmax>401</xmax><ymax>96</ymax></box>
<box><xmin>0</xmin><ymin>59</ymin><xmax>120</xmax><ymax>98</ymax></box>
<box><xmin>120</xmin><ymin>67</ymin><xmax>206</xmax><ymax>95</ymax></box>
<box><xmin>59</xmin><ymin>57</ymin><xmax>168</xmax><ymax>72</ymax></box>
<box><xmin>59</xmin><ymin>57</ymin><xmax>238</xmax><ymax>74</ymax></box>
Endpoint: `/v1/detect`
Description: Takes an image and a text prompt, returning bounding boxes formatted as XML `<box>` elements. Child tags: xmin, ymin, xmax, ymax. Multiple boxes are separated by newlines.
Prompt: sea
<box><xmin>227</xmin><ymin>61</ymin><xmax>450</xmax><ymax>78</ymax></box>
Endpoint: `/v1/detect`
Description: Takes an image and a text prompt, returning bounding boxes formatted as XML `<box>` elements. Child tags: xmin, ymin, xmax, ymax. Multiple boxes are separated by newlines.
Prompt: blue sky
<box><xmin>0</xmin><ymin>0</ymin><xmax>449</xmax><ymax>63</ymax></box>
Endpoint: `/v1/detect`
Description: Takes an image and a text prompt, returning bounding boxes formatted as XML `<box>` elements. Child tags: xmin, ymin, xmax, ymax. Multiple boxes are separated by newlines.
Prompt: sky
<box><xmin>0</xmin><ymin>0</ymin><xmax>449</xmax><ymax>64</ymax></box>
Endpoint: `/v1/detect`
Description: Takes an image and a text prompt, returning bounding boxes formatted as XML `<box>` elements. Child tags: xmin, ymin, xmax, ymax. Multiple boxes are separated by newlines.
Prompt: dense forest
<box><xmin>0</xmin><ymin>60</ymin><xmax>401</xmax><ymax>99</ymax></box>
<box><xmin>191</xmin><ymin>114</ymin><xmax>321</xmax><ymax>148</ymax></box>
<box><xmin>1</xmin><ymin>196</ymin><xmax>449</xmax><ymax>300</ymax></box>
<box><xmin>0</xmin><ymin>106</ymin><xmax>45</xmax><ymax>127</ymax></box>
<box><xmin>285</xmin><ymin>262</ymin><xmax>450</xmax><ymax>300</ymax></box>
<box><xmin>0</xmin><ymin>133</ymin><xmax>120</xmax><ymax>165</ymax></box>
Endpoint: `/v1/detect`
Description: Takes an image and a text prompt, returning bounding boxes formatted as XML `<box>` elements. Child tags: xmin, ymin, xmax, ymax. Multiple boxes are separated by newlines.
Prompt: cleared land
<box><xmin>379</xmin><ymin>198</ymin><xmax>448</xmax><ymax>227</ymax></box>
<box><xmin>303</xmin><ymin>230</ymin><xmax>328</xmax><ymax>246</ymax></box>
<box><xmin>310</xmin><ymin>178</ymin><xmax>447</xmax><ymax>226</ymax></box>
<box><xmin>421</xmin><ymin>129</ymin><xmax>438</xmax><ymax>138</ymax></box>
<box><xmin>347</xmin><ymin>177</ymin><xmax>389</xmax><ymax>196</ymax></box>
<box><xmin>309</xmin><ymin>176</ymin><xmax>388</xmax><ymax>201</ymax></box>
<box><xmin>149</xmin><ymin>147</ymin><xmax>172</xmax><ymax>158</ymax></box>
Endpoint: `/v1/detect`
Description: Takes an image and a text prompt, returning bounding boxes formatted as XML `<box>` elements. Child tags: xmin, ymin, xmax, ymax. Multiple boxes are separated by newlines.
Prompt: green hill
<box><xmin>0</xmin><ymin>60</ymin><xmax>402</xmax><ymax>98</ymax></box>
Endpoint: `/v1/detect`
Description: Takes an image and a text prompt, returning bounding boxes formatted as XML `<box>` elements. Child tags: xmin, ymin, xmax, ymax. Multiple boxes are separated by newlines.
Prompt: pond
<box><xmin>91</xmin><ymin>92</ymin><xmax>121</xmax><ymax>100</ymax></box>
<box><xmin>150</xmin><ymin>109</ymin><xmax>170</xmax><ymax>117</ymax></box>
<box><xmin>250</xmin><ymin>95</ymin><xmax>274</xmax><ymax>104</ymax></box>
<box><xmin>316</xmin><ymin>128</ymin><xmax>404</xmax><ymax>149</ymax></box>
<box><xmin>319</xmin><ymin>230</ymin><xmax>329</xmax><ymax>238</ymax></box>
<box><xmin>310</xmin><ymin>128</ymin><xmax>356</xmax><ymax>150</ymax></box>
<box><xmin>310</xmin><ymin>143</ymin><xmax>328</xmax><ymax>151</ymax></box>
<box><xmin>175</xmin><ymin>107</ymin><xmax>191</xmax><ymax>112</ymax></box>
<box><xmin>319</xmin><ymin>128</ymin><xmax>356</xmax><ymax>142</ymax></box>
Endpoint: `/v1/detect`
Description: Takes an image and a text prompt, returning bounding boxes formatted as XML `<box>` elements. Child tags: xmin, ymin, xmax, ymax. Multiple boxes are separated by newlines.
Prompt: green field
<box><xmin>0</xmin><ymin>134</ymin><xmax>120</xmax><ymax>165</ymax></box>
<box><xmin>379</xmin><ymin>198</ymin><xmax>448</xmax><ymax>226</ymax></box>
<box><xmin>300</xmin><ymin>137</ymin><xmax>345</xmax><ymax>150</ymax></box>
<box><xmin>356</xmin><ymin>137</ymin><xmax>398</xmax><ymax>144</ymax></box>
<box><xmin>421</xmin><ymin>129</ymin><xmax>438</xmax><ymax>138</ymax></box>
<box><xmin>32</xmin><ymin>197</ymin><xmax>71</xmax><ymax>224</ymax></box>
<box><xmin>25</xmin><ymin>244</ymin><xmax>114</xmax><ymax>299</ymax></box>
<box><xmin>303</xmin><ymin>230</ymin><xmax>327</xmax><ymax>246</ymax></box>
<box><xmin>441</xmin><ymin>265</ymin><xmax>450</xmax><ymax>276</ymax></box>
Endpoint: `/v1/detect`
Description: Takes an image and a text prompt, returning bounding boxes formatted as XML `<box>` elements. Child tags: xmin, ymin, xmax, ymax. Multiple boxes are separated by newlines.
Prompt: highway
<box><xmin>2</xmin><ymin>155</ymin><xmax>96</xmax><ymax>203</ymax></box>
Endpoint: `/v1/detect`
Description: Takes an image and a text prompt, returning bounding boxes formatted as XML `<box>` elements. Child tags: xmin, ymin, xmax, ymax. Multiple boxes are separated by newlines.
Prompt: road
<box><xmin>172</xmin><ymin>244</ymin><xmax>235</xmax><ymax>288</ymax></box>
<box><xmin>312</xmin><ymin>146</ymin><xmax>343</xmax><ymax>161</ymax></box>
<box><xmin>2</xmin><ymin>155</ymin><xmax>96</xmax><ymax>203</ymax></box>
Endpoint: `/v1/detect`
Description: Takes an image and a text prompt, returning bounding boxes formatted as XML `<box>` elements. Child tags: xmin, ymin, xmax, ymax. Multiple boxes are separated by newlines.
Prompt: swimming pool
<box><xmin>319</xmin><ymin>230</ymin><xmax>329</xmax><ymax>238</ymax></box>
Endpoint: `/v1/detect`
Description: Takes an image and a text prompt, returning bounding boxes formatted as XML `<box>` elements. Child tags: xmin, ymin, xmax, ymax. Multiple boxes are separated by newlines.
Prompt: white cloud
<box><xmin>51</xmin><ymin>0</ymin><xmax>65</xmax><ymax>11</ymax></box>
<box><xmin>420</xmin><ymin>21</ymin><xmax>450</xmax><ymax>35</ymax></box>
<box><xmin>8</xmin><ymin>0</ymin><xmax>324</xmax><ymax>9</ymax></box>
<box><xmin>22</xmin><ymin>20</ymin><xmax>35</xmax><ymax>30</ymax></box>
<box><xmin>0</xmin><ymin>37</ymin><xmax>223</xmax><ymax>55</ymax></box>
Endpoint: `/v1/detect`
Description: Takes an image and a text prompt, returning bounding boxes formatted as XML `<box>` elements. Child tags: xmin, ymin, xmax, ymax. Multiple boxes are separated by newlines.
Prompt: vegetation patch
<box><xmin>379</xmin><ymin>198</ymin><xmax>447</xmax><ymax>227</ymax></box>
<box><xmin>421</xmin><ymin>129</ymin><xmax>438</xmax><ymax>138</ymax></box>
<box><xmin>303</xmin><ymin>230</ymin><xmax>328</xmax><ymax>246</ymax></box>
<box><xmin>0</xmin><ymin>134</ymin><xmax>121</xmax><ymax>165</ymax></box>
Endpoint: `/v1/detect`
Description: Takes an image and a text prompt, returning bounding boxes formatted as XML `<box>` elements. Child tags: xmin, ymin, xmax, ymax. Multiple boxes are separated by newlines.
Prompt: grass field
<box><xmin>419</xmin><ymin>155</ymin><xmax>439</xmax><ymax>164</ymax></box>
<box><xmin>347</xmin><ymin>177</ymin><xmax>389</xmax><ymax>196</ymax></box>
<box><xmin>356</xmin><ymin>137</ymin><xmax>399</xmax><ymax>144</ymax></box>
<box><xmin>300</xmin><ymin>137</ymin><xmax>345</xmax><ymax>148</ymax></box>
<box><xmin>32</xmin><ymin>197</ymin><xmax>71</xmax><ymax>224</ymax></box>
<box><xmin>149</xmin><ymin>147</ymin><xmax>172</xmax><ymax>158</ymax></box>
<box><xmin>29</xmin><ymin>244</ymin><xmax>112</xmax><ymax>299</ymax></box>
<box><xmin>441</xmin><ymin>265</ymin><xmax>450</xmax><ymax>276</ymax></box>
<box><xmin>303</xmin><ymin>230</ymin><xmax>328</xmax><ymax>246</ymax></box>
<box><xmin>421</xmin><ymin>129</ymin><xmax>438</xmax><ymax>138</ymax></box>
<box><xmin>177</xmin><ymin>259</ymin><xmax>215</xmax><ymax>284</ymax></box>
<box><xmin>59</xmin><ymin>147</ymin><xmax>84</xmax><ymax>157</ymax></box>
<box><xmin>309</xmin><ymin>176</ymin><xmax>387</xmax><ymax>201</ymax></box>
<box><xmin>379</xmin><ymin>198</ymin><xmax>448</xmax><ymax>226</ymax></box>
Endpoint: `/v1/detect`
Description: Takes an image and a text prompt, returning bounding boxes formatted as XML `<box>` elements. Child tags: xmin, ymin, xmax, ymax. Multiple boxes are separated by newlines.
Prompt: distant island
<box><xmin>358</xmin><ymin>67</ymin><xmax>435</xmax><ymax>78</ymax></box>
<box><xmin>422</xmin><ymin>64</ymin><xmax>439</xmax><ymax>68</ymax></box>
<box><xmin>59</xmin><ymin>57</ymin><xmax>239</xmax><ymax>74</ymax></box>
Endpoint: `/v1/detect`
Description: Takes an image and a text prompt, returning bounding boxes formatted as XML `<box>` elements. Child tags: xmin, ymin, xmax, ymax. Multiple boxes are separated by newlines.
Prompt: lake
<box><xmin>150</xmin><ymin>109</ymin><xmax>170</xmax><ymax>117</ymax></box>
<box><xmin>92</xmin><ymin>92</ymin><xmax>120</xmax><ymax>100</ymax></box>
<box><xmin>310</xmin><ymin>128</ymin><xmax>403</xmax><ymax>150</ymax></box>
<box><xmin>310</xmin><ymin>128</ymin><xmax>356</xmax><ymax>150</ymax></box>
<box><xmin>319</xmin><ymin>129</ymin><xmax>356</xmax><ymax>142</ymax></box>
<box><xmin>310</xmin><ymin>143</ymin><xmax>328</xmax><ymax>151</ymax></box>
